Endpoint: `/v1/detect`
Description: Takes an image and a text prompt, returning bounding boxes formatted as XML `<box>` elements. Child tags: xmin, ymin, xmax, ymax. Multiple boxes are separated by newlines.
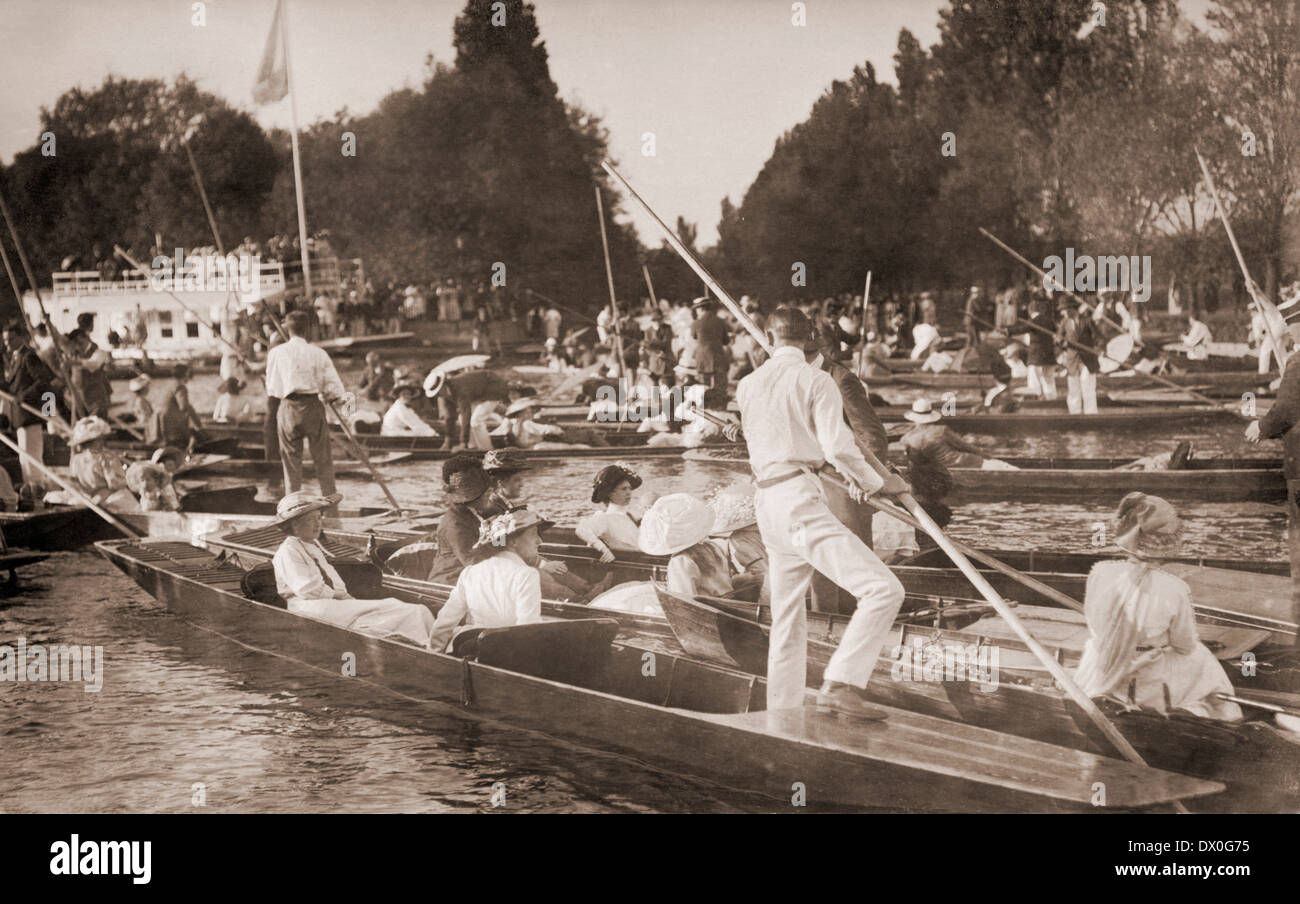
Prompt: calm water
<box><xmin>0</xmin><ymin>365</ymin><xmax>1287</xmax><ymax>812</ymax></box>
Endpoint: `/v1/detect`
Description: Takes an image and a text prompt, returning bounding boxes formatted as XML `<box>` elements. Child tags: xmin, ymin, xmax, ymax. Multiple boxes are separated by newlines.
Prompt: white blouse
<box><xmin>575</xmin><ymin>504</ymin><xmax>642</xmax><ymax>552</ymax></box>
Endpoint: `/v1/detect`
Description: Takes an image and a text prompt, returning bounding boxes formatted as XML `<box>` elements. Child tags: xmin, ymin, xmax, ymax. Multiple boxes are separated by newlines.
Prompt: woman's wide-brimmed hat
<box><xmin>70</xmin><ymin>416</ymin><xmax>113</xmax><ymax>447</ymax></box>
<box><xmin>128</xmin><ymin>374</ymin><xmax>151</xmax><ymax>392</ymax></box>
<box><xmin>707</xmin><ymin>483</ymin><xmax>757</xmax><ymax>536</ymax></box>
<box><xmin>905</xmin><ymin>398</ymin><xmax>941</xmax><ymax>424</ymax></box>
<box><xmin>504</xmin><ymin>397</ymin><xmax>538</xmax><ymax>417</ymax></box>
<box><xmin>1112</xmin><ymin>492</ymin><xmax>1182</xmax><ymax>559</ymax></box>
<box><xmin>444</xmin><ymin>465</ymin><xmax>489</xmax><ymax>503</ymax></box>
<box><xmin>592</xmin><ymin>462</ymin><xmax>642</xmax><ymax>504</ymax></box>
<box><xmin>274</xmin><ymin>491</ymin><xmax>343</xmax><ymax>527</ymax></box>
<box><xmin>482</xmin><ymin>449</ymin><xmax>529</xmax><ymax>475</ymax></box>
<box><xmin>638</xmin><ymin>493</ymin><xmax>715</xmax><ymax>556</ymax></box>
<box><xmin>389</xmin><ymin>380</ymin><xmax>420</xmax><ymax>400</ymax></box>
<box><xmin>469</xmin><ymin>508</ymin><xmax>555</xmax><ymax>561</ymax></box>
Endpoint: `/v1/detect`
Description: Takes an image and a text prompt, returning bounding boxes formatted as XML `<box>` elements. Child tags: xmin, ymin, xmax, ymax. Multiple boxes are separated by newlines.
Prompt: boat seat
<box><xmin>458</xmin><ymin>618</ymin><xmax>620</xmax><ymax>686</ymax></box>
<box><xmin>240</xmin><ymin>560</ymin><xmax>389</xmax><ymax>609</ymax></box>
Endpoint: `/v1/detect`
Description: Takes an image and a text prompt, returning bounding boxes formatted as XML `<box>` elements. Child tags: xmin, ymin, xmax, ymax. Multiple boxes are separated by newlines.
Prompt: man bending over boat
<box><xmin>272</xmin><ymin>491</ymin><xmax>436</xmax><ymax>648</ymax></box>
<box><xmin>1074</xmin><ymin>493</ymin><xmax>1241</xmax><ymax>720</ymax></box>
<box><xmin>429</xmin><ymin>509</ymin><xmax>551</xmax><ymax>653</ymax></box>
<box><xmin>737</xmin><ymin>306</ymin><xmax>909</xmax><ymax>720</ymax></box>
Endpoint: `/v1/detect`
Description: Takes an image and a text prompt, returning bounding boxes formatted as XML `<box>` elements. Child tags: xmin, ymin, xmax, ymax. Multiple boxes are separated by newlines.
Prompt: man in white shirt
<box><xmin>736</xmin><ymin>307</ymin><xmax>908</xmax><ymax>719</ymax></box>
<box><xmin>266</xmin><ymin>310</ymin><xmax>352</xmax><ymax>501</ymax></box>
<box><xmin>429</xmin><ymin>508</ymin><xmax>552</xmax><ymax>652</ymax></box>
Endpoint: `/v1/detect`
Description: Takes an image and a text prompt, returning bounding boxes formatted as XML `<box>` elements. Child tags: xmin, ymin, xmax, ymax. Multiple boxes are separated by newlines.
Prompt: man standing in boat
<box><xmin>1248</xmin><ymin>353</ymin><xmax>1300</xmax><ymax>640</ymax></box>
<box><xmin>3</xmin><ymin>321</ymin><xmax>56</xmax><ymax>496</ymax></box>
<box><xmin>737</xmin><ymin>307</ymin><xmax>908</xmax><ymax>719</ymax></box>
<box><xmin>265</xmin><ymin>310</ymin><xmax>352</xmax><ymax>504</ymax></box>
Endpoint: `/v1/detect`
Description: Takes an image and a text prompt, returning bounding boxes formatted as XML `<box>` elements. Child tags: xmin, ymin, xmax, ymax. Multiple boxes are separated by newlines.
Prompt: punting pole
<box><xmin>0</xmin><ymin>431</ymin><xmax>143</xmax><ymax>538</ymax></box>
<box><xmin>642</xmin><ymin>264</ymin><xmax>659</xmax><ymax>308</ymax></box>
<box><xmin>604</xmin><ymin>161</ymin><xmax>1181</xmax><ymax>804</ymax></box>
<box><xmin>977</xmin><ymin>228</ymin><xmax>1247</xmax><ymax>418</ymax></box>
<box><xmin>594</xmin><ymin>186</ymin><xmax>629</xmax><ymax>391</ymax></box>
<box><xmin>856</xmin><ymin>270</ymin><xmax>872</xmax><ymax>378</ymax></box>
<box><xmin>0</xmin><ymin>389</ymin><xmax>71</xmax><ymax>437</ymax></box>
<box><xmin>0</xmin><ymin>185</ymin><xmax>136</xmax><ymax>437</ymax></box>
<box><xmin>1195</xmin><ymin>150</ymin><xmax>1291</xmax><ymax>374</ymax></box>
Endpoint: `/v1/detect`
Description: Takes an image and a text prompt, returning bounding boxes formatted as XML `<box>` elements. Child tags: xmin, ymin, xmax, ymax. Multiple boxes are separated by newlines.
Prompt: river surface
<box><xmin>0</xmin><ymin>363</ymin><xmax>1288</xmax><ymax>812</ymax></box>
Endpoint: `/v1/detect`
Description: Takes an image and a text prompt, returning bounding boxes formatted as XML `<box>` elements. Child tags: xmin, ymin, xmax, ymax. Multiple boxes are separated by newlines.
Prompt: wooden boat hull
<box><xmin>94</xmin><ymin>537</ymin><xmax>1222</xmax><ymax>812</ymax></box>
<box><xmin>654</xmin><ymin>588</ymin><xmax>1300</xmax><ymax>812</ymax></box>
<box><xmin>876</xmin><ymin>406</ymin><xmax>1241</xmax><ymax>434</ymax></box>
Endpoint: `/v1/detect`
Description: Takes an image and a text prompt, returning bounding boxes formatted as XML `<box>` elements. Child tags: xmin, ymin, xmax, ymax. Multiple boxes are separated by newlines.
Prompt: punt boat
<box><xmin>682</xmin><ymin>449</ymin><xmax>1287</xmax><ymax>503</ymax></box>
<box><xmin>653</xmin><ymin>587</ymin><xmax>1300</xmax><ymax>813</ymax></box>
<box><xmin>94</xmin><ymin>536</ymin><xmax>1221</xmax><ymax>812</ymax></box>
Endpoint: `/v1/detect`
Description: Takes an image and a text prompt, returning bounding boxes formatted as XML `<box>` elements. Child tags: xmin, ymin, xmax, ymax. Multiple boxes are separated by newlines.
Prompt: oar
<box><xmin>0</xmin><ymin>431</ymin><xmax>143</xmax><ymax>537</ymax></box>
<box><xmin>604</xmin><ymin>161</ymin><xmax>1182</xmax><ymax>803</ymax></box>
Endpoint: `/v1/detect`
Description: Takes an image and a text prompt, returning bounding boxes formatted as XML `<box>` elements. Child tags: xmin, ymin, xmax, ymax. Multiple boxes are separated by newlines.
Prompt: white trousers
<box><xmin>755</xmin><ymin>473</ymin><xmax>905</xmax><ymax>711</ymax></box>
<box><xmin>1066</xmin><ymin>367</ymin><xmax>1097</xmax><ymax>414</ymax></box>
<box><xmin>1259</xmin><ymin>338</ymin><xmax>1276</xmax><ymax>375</ymax></box>
<box><xmin>1026</xmin><ymin>365</ymin><xmax>1057</xmax><ymax>400</ymax></box>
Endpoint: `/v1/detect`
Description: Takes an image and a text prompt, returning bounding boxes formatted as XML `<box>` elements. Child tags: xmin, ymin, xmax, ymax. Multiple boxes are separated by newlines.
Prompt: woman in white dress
<box><xmin>271</xmin><ymin>491</ymin><xmax>436</xmax><ymax>648</ymax></box>
<box><xmin>639</xmin><ymin>493</ymin><xmax>734</xmax><ymax>599</ymax></box>
<box><xmin>381</xmin><ymin>381</ymin><xmax>438</xmax><ymax>436</ymax></box>
<box><xmin>1073</xmin><ymin>493</ymin><xmax>1241</xmax><ymax>720</ymax></box>
<box><xmin>575</xmin><ymin>464</ymin><xmax>644</xmax><ymax>563</ymax></box>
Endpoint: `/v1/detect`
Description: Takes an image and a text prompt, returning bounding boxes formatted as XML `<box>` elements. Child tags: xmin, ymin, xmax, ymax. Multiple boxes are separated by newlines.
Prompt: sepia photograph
<box><xmin>0</xmin><ymin>0</ymin><xmax>1296</xmax><ymax>875</ymax></box>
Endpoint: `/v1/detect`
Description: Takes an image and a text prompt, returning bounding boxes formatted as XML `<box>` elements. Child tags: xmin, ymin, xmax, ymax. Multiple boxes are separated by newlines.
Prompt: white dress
<box><xmin>575</xmin><ymin>504</ymin><xmax>642</xmax><ymax>552</ymax></box>
<box><xmin>381</xmin><ymin>399</ymin><xmax>437</xmax><ymax>436</ymax></box>
<box><xmin>1073</xmin><ymin>561</ymin><xmax>1241</xmax><ymax>720</ymax></box>
<box><xmin>273</xmin><ymin>536</ymin><xmax>435</xmax><ymax>647</ymax></box>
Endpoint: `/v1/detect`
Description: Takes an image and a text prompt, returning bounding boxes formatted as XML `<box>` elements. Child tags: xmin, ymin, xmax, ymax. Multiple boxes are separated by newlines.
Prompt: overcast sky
<box><xmin>2</xmin><ymin>0</ymin><xmax>948</xmax><ymax>245</ymax></box>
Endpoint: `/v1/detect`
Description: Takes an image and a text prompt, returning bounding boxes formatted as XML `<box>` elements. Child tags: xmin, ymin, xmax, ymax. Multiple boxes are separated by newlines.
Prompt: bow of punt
<box><xmin>94</xmin><ymin>537</ymin><xmax>1221</xmax><ymax>812</ymax></box>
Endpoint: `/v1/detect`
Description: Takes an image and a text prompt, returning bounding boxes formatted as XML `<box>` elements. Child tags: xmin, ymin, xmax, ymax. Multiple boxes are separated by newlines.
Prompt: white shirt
<box><xmin>736</xmin><ymin>345</ymin><xmax>882</xmax><ymax>492</ymax></box>
<box><xmin>265</xmin><ymin>336</ymin><xmax>347</xmax><ymax>401</ymax></box>
<box><xmin>468</xmin><ymin>400</ymin><xmax>503</xmax><ymax>450</ymax></box>
<box><xmin>273</xmin><ymin>536</ymin><xmax>348</xmax><ymax>601</ymax></box>
<box><xmin>382</xmin><ymin>398</ymin><xmax>437</xmax><ymax>436</ymax></box>
<box><xmin>429</xmin><ymin>550</ymin><xmax>543</xmax><ymax>652</ymax></box>
<box><xmin>508</xmin><ymin>417</ymin><xmax>563</xmax><ymax>448</ymax></box>
<box><xmin>911</xmin><ymin>322</ymin><xmax>940</xmax><ymax>359</ymax></box>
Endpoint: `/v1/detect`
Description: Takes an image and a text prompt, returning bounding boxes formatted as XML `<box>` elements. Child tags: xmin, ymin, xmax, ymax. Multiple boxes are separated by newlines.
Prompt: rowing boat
<box><xmin>94</xmin><ymin>536</ymin><xmax>1222</xmax><ymax>811</ymax></box>
<box><xmin>874</xmin><ymin>369</ymin><xmax>1272</xmax><ymax>397</ymax></box>
<box><xmin>683</xmin><ymin>449</ymin><xmax>1287</xmax><ymax>503</ymax></box>
<box><xmin>653</xmin><ymin>587</ymin><xmax>1300</xmax><ymax>812</ymax></box>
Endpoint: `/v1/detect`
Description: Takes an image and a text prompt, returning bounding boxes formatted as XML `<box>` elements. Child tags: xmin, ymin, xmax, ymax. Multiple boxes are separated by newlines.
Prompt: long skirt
<box><xmin>289</xmin><ymin>596</ymin><xmax>434</xmax><ymax>647</ymax></box>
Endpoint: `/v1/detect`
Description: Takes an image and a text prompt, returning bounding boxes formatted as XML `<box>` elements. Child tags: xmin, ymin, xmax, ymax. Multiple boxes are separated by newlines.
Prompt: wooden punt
<box><xmin>875</xmin><ymin>369</ymin><xmax>1271</xmax><ymax>395</ymax></box>
<box><xmin>94</xmin><ymin>536</ymin><xmax>1222</xmax><ymax>812</ymax></box>
<box><xmin>874</xmin><ymin>405</ymin><xmax>1243</xmax><ymax>434</ymax></box>
<box><xmin>653</xmin><ymin>587</ymin><xmax>1300</xmax><ymax>812</ymax></box>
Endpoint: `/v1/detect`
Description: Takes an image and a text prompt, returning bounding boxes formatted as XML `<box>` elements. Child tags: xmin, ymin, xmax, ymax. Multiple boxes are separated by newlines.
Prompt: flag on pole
<box><xmin>252</xmin><ymin>0</ymin><xmax>288</xmax><ymax>105</ymax></box>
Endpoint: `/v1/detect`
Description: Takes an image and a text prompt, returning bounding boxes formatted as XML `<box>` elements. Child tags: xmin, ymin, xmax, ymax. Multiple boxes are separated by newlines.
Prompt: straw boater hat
<box><xmin>469</xmin><ymin>508</ymin><xmax>555</xmax><ymax>561</ymax></box>
<box><xmin>905</xmin><ymin>398</ymin><xmax>941</xmax><ymax>424</ymax></box>
<box><xmin>444</xmin><ymin>464</ymin><xmax>489</xmax><ymax>503</ymax></box>
<box><xmin>638</xmin><ymin>493</ymin><xmax>716</xmax><ymax>556</ymax></box>
<box><xmin>1112</xmin><ymin>492</ymin><xmax>1182</xmax><ymax>559</ymax></box>
<box><xmin>481</xmin><ymin>449</ymin><xmax>529</xmax><ymax>476</ymax></box>
<box><xmin>504</xmin><ymin>397</ymin><xmax>538</xmax><ymax>417</ymax></box>
<box><xmin>691</xmin><ymin>296</ymin><xmax>713</xmax><ymax>309</ymax></box>
<box><xmin>69</xmin><ymin>416</ymin><xmax>113</xmax><ymax>447</ymax></box>
<box><xmin>128</xmin><ymin>374</ymin><xmax>151</xmax><ymax>393</ymax></box>
<box><xmin>423</xmin><ymin>370</ymin><xmax>447</xmax><ymax>399</ymax></box>
<box><xmin>592</xmin><ymin>462</ymin><xmax>642</xmax><ymax>504</ymax></box>
<box><xmin>707</xmin><ymin>484</ymin><xmax>757</xmax><ymax>536</ymax></box>
<box><xmin>150</xmin><ymin>446</ymin><xmax>185</xmax><ymax>468</ymax></box>
<box><xmin>274</xmin><ymin>491</ymin><xmax>343</xmax><ymax>528</ymax></box>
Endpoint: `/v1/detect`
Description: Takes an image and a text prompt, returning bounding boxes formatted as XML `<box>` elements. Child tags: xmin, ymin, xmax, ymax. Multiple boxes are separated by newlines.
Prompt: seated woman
<box><xmin>272</xmin><ymin>491</ymin><xmax>436</xmax><ymax>648</ymax></box>
<box><xmin>575</xmin><ymin>464</ymin><xmax>644</xmax><ymax>563</ymax></box>
<box><xmin>60</xmin><ymin>416</ymin><xmax>136</xmax><ymax>508</ymax></box>
<box><xmin>151</xmin><ymin>384</ymin><xmax>205</xmax><ymax>451</ymax></box>
<box><xmin>1179</xmin><ymin>312</ymin><xmax>1213</xmax><ymax>361</ymax></box>
<box><xmin>1073</xmin><ymin>493</ymin><xmax>1242</xmax><ymax>721</ymax></box>
<box><xmin>639</xmin><ymin>493</ymin><xmax>734</xmax><ymax>599</ymax></box>
<box><xmin>381</xmin><ymin>381</ymin><xmax>439</xmax><ymax>436</ymax></box>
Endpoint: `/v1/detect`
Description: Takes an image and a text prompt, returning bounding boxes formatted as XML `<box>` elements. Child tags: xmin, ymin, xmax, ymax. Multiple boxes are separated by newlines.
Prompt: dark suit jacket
<box><xmin>691</xmin><ymin>312</ymin><xmax>729</xmax><ymax>374</ymax></box>
<box><xmin>1260</xmin><ymin>360</ymin><xmax>1300</xmax><ymax>479</ymax></box>
<box><xmin>824</xmin><ymin>358</ymin><xmax>889</xmax><ymax>461</ymax></box>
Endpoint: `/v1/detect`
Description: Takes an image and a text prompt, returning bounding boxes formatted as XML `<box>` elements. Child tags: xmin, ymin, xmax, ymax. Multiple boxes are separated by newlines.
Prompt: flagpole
<box><xmin>279</xmin><ymin>0</ymin><xmax>313</xmax><ymax>303</ymax></box>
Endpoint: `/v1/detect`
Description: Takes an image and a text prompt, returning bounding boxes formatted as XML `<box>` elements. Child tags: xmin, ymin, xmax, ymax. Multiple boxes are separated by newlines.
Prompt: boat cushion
<box><xmin>241</xmin><ymin>563</ymin><xmax>287</xmax><ymax>609</ymax></box>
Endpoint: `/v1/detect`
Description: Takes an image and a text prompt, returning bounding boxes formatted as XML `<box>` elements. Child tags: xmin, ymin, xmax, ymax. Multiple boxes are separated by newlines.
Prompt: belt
<box><xmin>755</xmin><ymin>464</ymin><xmax>827</xmax><ymax>489</ymax></box>
<box><xmin>282</xmin><ymin>392</ymin><xmax>320</xmax><ymax>401</ymax></box>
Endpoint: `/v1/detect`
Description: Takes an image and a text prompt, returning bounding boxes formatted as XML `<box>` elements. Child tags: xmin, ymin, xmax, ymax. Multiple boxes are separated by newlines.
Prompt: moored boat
<box><xmin>94</xmin><ymin>536</ymin><xmax>1222</xmax><ymax>812</ymax></box>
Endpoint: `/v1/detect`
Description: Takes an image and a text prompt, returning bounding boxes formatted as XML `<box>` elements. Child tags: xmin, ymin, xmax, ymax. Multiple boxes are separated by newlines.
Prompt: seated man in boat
<box><xmin>429</xmin><ymin>508</ymin><xmax>552</xmax><ymax>653</ymax></box>
<box><xmin>502</xmin><ymin>398</ymin><xmax>608</xmax><ymax>449</ymax></box>
<box><xmin>359</xmin><ymin>351</ymin><xmax>394</xmax><ymax>402</ymax></box>
<box><xmin>60</xmin><ymin>416</ymin><xmax>136</xmax><ymax>508</ymax></box>
<box><xmin>381</xmin><ymin>381</ymin><xmax>439</xmax><ymax>437</ymax></box>
<box><xmin>899</xmin><ymin>399</ymin><xmax>1018</xmax><ymax>469</ymax></box>
<box><xmin>1073</xmin><ymin>493</ymin><xmax>1242</xmax><ymax>720</ymax></box>
<box><xmin>272</xmin><ymin>491</ymin><xmax>436</xmax><ymax>648</ymax></box>
<box><xmin>1179</xmin><ymin>311</ymin><xmax>1213</xmax><ymax>361</ymax></box>
<box><xmin>639</xmin><ymin>493</ymin><xmax>734</xmax><ymax>599</ymax></box>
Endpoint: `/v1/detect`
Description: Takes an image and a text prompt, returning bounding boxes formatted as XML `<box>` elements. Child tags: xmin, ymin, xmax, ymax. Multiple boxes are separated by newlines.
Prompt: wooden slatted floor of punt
<box><xmin>217</xmin><ymin>526</ymin><xmax>363</xmax><ymax>560</ymax></box>
<box><xmin>715</xmin><ymin>706</ymin><xmax>1222</xmax><ymax>809</ymax></box>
